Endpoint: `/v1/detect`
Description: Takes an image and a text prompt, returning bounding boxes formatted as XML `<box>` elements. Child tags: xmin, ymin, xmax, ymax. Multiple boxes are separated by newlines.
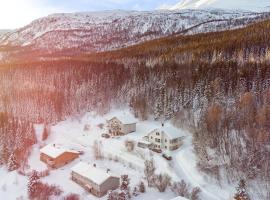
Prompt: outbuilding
<box><xmin>71</xmin><ymin>162</ymin><xmax>120</xmax><ymax>197</ymax></box>
<box><xmin>40</xmin><ymin>144</ymin><xmax>79</xmax><ymax>169</ymax></box>
<box><xmin>107</xmin><ymin>115</ymin><xmax>137</xmax><ymax>136</ymax></box>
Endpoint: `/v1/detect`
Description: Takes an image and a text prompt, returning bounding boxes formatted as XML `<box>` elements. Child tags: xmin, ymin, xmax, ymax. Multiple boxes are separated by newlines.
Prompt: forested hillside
<box><xmin>0</xmin><ymin>19</ymin><xmax>269</xmax><ymax>199</ymax></box>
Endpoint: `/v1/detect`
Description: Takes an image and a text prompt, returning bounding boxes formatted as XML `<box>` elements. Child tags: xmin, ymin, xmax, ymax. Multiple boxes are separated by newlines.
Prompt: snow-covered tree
<box><xmin>42</xmin><ymin>125</ymin><xmax>49</xmax><ymax>141</ymax></box>
<box><xmin>171</xmin><ymin>180</ymin><xmax>190</xmax><ymax>197</ymax></box>
<box><xmin>119</xmin><ymin>175</ymin><xmax>131</xmax><ymax>200</ymax></box>
<box><xmin>154</xmin><ymin>173</ymin><xmax>171</xmax><ymax>192</ymax></box>
<box><xmin>139</xmin><ymin>181</ymin><xmax>145</xmax><ymax>193</ymax></box>
<box><xmin>107</xmin><ymin>190</ymin><xmax>119</xmax><ymax>200</ymax></box>
<box><xmin>93</xmin><ymin>140</ymin><xmax>103</xmax><ymax>160</ymax></box>
<box><xmin>234</xmin><ymin>179</ymin><xmax>250</xmax><ymax>200</ymax></box>
<box><xmin>7</xmin><ymin>153</ymin><xmax>19</xmax><ymax>171</ymax></box>
<box><xmin>27</xmin><ymin>170</ymin><xmax>40</xmax><ymax>198</ymax></box>
<box><xmin>144</xmin><ymin>159</ymin><xmax>156</xmax><ymax>187</ymax></box>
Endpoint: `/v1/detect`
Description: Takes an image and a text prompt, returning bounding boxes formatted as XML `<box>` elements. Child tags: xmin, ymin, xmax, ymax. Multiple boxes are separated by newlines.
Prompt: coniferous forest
<box><xmin>0</xmin><ymin>17</ymin><xmax>270</xmax><ymax>199</ymax></box>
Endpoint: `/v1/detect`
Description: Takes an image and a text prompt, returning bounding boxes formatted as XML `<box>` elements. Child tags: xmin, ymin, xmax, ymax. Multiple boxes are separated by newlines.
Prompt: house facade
<box><xmin>107</xmin><ymin>117</ymin><xmax>136</xmax><ymax>136</ymax></box>
<box><xmin>146</xmin><ymin>124</ymin><xmax>185</xmax><ymax>151</ymax></box>
<box><xmin>40</xmin><ymin>144</ymin><xmax>79</xmax><ymax>169</ymax></box>
<box><xmin>71</xmin><ymin>162</ymin><xmax>120</xmax><ymax>197</ymax></box>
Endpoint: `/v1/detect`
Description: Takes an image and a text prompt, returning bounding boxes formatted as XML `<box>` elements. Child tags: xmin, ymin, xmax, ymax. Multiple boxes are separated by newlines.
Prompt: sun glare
<box><xmin>0</xmin><ymin>0</ymin><xmax>50</xmax><ymax>29</ymax></box>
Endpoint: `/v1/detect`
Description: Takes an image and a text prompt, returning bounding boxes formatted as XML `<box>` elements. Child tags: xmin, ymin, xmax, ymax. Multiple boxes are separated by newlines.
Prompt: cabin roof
<box><xmin>149</xmin><ymin>124</ymin><xmax>186</xmax><ymax>139</ymax></box>
<box><xmin>71</xmin><ymin>162</ymin><xmax>119</xmax><ymax>185</ymax></box>
<box><xmin>40</xmin><ymin>144</ymin><xmax>79</xmax><ymax>159</ymax></box>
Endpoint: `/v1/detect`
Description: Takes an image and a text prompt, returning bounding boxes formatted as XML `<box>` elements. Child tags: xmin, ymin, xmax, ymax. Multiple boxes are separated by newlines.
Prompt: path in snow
<box><xmin>173</xmin><ymin>134</ymin><xmax>231</xmax><ymax>200</ymax></box>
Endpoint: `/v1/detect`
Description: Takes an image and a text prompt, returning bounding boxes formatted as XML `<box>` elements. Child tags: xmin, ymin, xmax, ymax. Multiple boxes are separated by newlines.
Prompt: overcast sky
<box><xmin>0</xmin><ymin>0</ymin><xmax>179</xmax><ymax>29</ymax></box>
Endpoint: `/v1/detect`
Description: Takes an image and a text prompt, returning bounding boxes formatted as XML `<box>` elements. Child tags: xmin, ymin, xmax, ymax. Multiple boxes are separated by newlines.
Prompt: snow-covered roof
<box><xmin>138</xmin><ymin>140</ymin><xmax>152</xmax><ymax>145</ymax></box>
<box><xmin>170</xmin><ymin>197</ymin><xmax>189</xmax><ymax>200</ymax></box>
<box><xmin>40</xmin><ymin>144</ymin><xmax>79</xmax><ymax>159</ymax></box>
<box><xmin>149</xmin><ymin>124</ymin><xmax>186</xmax><ymax>139</ymax></box>
<box><xmin>106</xmin><ymin>110</ymin><xmax>137</xmax><ymax>124</ymax></box>
<box><xmin>71</xmin><ymin>162</ymin><xmax>119</xmax><ymax>185</ymax></box>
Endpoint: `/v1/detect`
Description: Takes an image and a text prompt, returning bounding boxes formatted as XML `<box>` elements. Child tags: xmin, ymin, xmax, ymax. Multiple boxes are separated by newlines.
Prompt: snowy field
<box><xmin>0</xmin><ymin>109</ymin><xmax>234</xmax><ymax>200</ymax></box>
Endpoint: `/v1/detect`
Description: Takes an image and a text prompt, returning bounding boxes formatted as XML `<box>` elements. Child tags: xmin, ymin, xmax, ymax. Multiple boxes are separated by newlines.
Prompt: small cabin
<box><xmin>71</xmin><ymin>162</ymin><xmax>120</xmax><ymax>197</ymax></box>
<box><xmin>107</xmin><ymin>116</ymin><xmax>136</xmax><ymax>136</ymax></box>
<box><xmin>40</xmin><ymin>144</ymin><xmax>79</xmax><ymax>169</ymax></box>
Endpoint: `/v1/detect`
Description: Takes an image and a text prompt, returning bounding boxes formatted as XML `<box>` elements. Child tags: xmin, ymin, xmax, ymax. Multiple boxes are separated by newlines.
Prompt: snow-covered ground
<box><xmin>0</xmin><ymin>109</ymin><xmax>234</xmax><ymax>199</ymax></box>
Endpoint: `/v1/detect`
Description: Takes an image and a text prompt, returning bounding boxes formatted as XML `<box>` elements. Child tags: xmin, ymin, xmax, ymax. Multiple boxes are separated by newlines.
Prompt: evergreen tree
<box><xmin>144</xmin><ymin>159</ymin><xmax>156</xmax><ymax>187</ymax></box>
<box><xmin>42</xmin><ymin>125</ymin><xmax>49</xmax><ymax>141</ymax></box>
<box><xmin>139</xmin><ymin>181</ymin><xmax>145</xmax><ymax>193</ymax></box>
<box><xmin>132</xmin><ymin>187</ymin><xmax>139</xmax><ymax>197</ymax></box>
<box><xmin>27</xmin><ymin>170</ymin><xmax>40</xmax><ymax>199</ymax></box>
<box><xmin>119</xmin><ymin>175</ymin><xmax>131</xmax><ymax>200</ymax></box>
<box><xmin>234</xmin><ymin>179</ymin><xmax>250</xmax><ymax>200</ymax></box>
<box><xmin>107</xmin><ymin>190</ymin><xmax>119</xmax><ymax>200</ymax></box>
<box><xmin>7</xmin><ymin>153</ymin><xmax>19</xmax><ymax>171</ymax></box>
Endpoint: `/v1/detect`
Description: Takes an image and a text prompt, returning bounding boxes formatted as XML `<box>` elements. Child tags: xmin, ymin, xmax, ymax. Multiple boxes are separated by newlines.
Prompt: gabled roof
<box><xmin>40</xmin><ymin>144</ymin><xmax>79</xmax><ymax>159</ymax></box>
<box><xmin>71</xmin><ymin>162</ymin><xmax>119</xmax><ymax>185</ymax></box>
<box><xmin>149</xmin><ymin>124</ymin><xmax>186</xmax><ymax>140</ymax></box>
<box><xmin>106</xmin><ymin>111</ymin><xmax>137</xmax><ymax>124</ymax></box>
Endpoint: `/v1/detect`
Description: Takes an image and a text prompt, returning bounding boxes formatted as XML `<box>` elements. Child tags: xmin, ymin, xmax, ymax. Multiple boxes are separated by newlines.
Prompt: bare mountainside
<box><xmin>0</xmin><ymin>9</ymin><xmax>270</xmax><ymax>62</ymax></box>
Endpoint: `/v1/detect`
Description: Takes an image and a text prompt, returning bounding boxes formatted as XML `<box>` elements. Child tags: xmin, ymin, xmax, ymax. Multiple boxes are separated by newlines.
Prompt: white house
<box><xmin>71</xmin><ymin>162</ymin><xmax>120</xmax><ymax>197</ymax></box>
<box><xmin>145</xmin><ymin>124</ymin><xmax>185</xmax><ymax>151</ymax></box>
<box><xmin>107</xmin><ymin>114</ymin><xmax>137</xmax><ymax>136</ymax></box>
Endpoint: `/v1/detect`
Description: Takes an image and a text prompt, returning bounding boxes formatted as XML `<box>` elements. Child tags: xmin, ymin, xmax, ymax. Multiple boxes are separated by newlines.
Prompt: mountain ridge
<box><xmin>169</xmin><ymin>0</ymin><xmax>270</xmax><ymax>12</ymax></box>
<box><xmin>0</xmin><ymin>9</ymin><xmax>269</xmax><ymax>62</ymax></box>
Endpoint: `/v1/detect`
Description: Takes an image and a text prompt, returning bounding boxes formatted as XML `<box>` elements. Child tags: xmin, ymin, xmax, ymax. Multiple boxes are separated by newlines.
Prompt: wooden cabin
<box><xmin>40</xmin><ymin>144</ymin><xmax>79</xmax><ymax>169</ymax></box>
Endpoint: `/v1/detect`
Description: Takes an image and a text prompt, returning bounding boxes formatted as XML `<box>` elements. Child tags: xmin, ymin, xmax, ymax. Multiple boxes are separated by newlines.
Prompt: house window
<box><xmin>165</xmin><ymin>146</ymin><xmax>167</xmax><ymax>149</ymax></box>
<box><xmin>156</xmin><ymin>132</ymin><xmax>160</xmax><ymax>136</ymax></box>
<box><xmin>155</xmin><ymin>138</ymin><xmax>161</xmax><ymax>143</ymax></box>
<box><xmin>170</xmin><ymin>139</ymin><xmax>178</xmax><ymax>144</ymax></box>
<box><xmin>165</xmin><ymin>139</ymin><xmax>167</xmax><ymax>142</ymax></box>
<box><xmin>151</xmin><ymin>136</ymin><xmax>153</xmax><ymax>139</ymax></box>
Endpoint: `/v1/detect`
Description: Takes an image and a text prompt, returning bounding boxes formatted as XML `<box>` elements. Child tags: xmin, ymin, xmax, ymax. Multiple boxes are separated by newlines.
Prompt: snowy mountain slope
<box><xmin>170</xmin><ymin>0</ymin><xmax>270</xmax><ymax>12</ymax></box>
<box><xmin>0</xmin><ymin>9</ymin><xmax>269</xmax><ymax>55</ymax></box>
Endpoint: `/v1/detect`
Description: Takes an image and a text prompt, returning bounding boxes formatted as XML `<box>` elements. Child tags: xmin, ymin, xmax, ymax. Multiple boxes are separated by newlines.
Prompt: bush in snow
<box><xmin>124</xmin><ymin>140</ymin><xmax>135</xmax><ymax>152</ymax></box>
<box><xmin>144</xmin><ymin>159</ymin><xmax>156</xmax><ymax>187</ymax></box>
<box><xmin>171</xmin><ymin>180</ymin><xmax>201</xmax><ymax>200</ymax></box>
<box><xmin>154</xmin><ymin>173</ymin><xmax>171</xmax><ymax>192</ymax></box>
<box><xmin>93</xmin><ymin>140</ymin><xmax>104</xmax><ymax>160</ymax></box>
<box><xmin>139</xmin><ymin>181</ymin><xmax>146</xmax><ymax>193</ymax></box>
<box><xmin>171</xmin><ymin>180</ymin><xmax>190</xmax><ymax>198</ymax></box>
<box><xmin>132</xmin><ymin>187</ymin><xmax>139</xmax><ymax>197</ymax></box>
<box><xmin>97</xmin><ymin>123</ymin><xmax>104</xmax><ymax>129</ymax></box>
<box><xmin>190</xmin><ymin>187</ymin><xmax>201</xmax><ymax>200</ymax></box>
<box><xmin>234</xmin><ymin>179</ymin><xmax>250</xmax><ymax>200</ymax></box>
<box><xmin>63</xmin><ymin>193</ymin><xmax>80</xmax><ymax>200</ymax></box>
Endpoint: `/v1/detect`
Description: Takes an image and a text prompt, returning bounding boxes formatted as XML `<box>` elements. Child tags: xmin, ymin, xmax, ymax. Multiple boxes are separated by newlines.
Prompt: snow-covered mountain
<box><xmin>169</xmin><ymin>0</ymin><xmax>270</xmax><ymax>12</ymax></box>
<box><xmin>0</xmin><ymin>9</ymin><xmax>269</xmax><ymax>56</ymax></box>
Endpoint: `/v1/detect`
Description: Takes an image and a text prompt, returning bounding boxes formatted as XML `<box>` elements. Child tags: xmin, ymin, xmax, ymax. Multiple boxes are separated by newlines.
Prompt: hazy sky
<box><xmin>0</xmin><ymin>0</ymin><xmax>179</xmax><ymax>29</ymax></box>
